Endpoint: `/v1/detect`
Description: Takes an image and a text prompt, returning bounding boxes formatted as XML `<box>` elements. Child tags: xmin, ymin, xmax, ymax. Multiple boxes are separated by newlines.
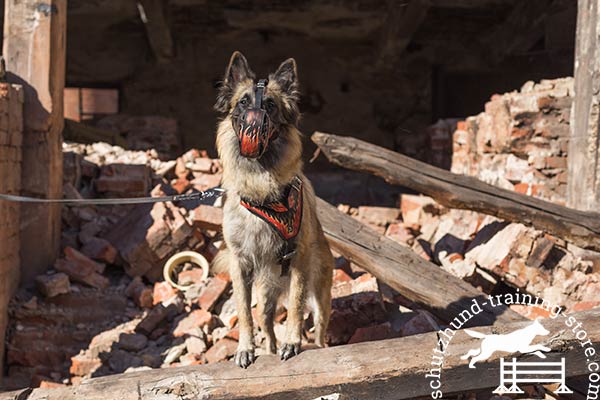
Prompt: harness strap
<box><xmin>240</xmin><ymin>176</ymin><xmax>303</xmax><ymax>276</ymax></box>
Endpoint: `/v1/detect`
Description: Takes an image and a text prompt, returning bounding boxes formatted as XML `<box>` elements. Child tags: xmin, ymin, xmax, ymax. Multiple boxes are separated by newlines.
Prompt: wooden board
<box><xmin>316</xmin><ymin>198</ymin><xmax>523</xmax><ymax>326</ymax></box>
<box><xmin>312</xmin><ymin>131</ymin><xmax>600</xmax><ymax>252</ymax></box>
<box><xmin>2</xmin><ymin>309</ymin><xmax>598</xmax><ymax>400</ymax></box>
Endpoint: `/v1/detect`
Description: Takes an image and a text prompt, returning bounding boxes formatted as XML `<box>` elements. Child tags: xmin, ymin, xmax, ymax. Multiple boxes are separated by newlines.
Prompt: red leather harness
<box><xmin>240</xmin><ymin>176</ymin><xmax>303</xmax><ymax>275</ymax></box>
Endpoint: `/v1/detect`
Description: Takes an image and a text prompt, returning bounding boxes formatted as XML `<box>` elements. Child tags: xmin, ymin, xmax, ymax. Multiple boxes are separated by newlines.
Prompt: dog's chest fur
<box><xmin>222</xmin><ymin>192</ymin><xmax>284</xmax><ymax>269</ymax></box>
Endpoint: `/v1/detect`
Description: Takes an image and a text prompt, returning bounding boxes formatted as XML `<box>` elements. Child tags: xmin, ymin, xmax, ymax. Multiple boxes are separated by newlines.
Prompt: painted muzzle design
<box><xmin>238</xmin><ymin>108</ymin><xmax>273</xmax><ymax>158</ymax></box>
<box><xmin>234</xmin><ymin>79</ymin><xmax>276</xmax><ymax>159</ymax></box>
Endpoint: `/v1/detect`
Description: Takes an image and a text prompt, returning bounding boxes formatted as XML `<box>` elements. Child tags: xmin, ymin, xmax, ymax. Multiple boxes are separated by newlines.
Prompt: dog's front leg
<box><xmin>231</xmin><ymin>259</ymin><xmax>255</xmax><ymax>368</ymax></box>
<box><xmin>280</xmin><ymin>267</ymin><xmax>306</xmax><ymax>360</ymax></box>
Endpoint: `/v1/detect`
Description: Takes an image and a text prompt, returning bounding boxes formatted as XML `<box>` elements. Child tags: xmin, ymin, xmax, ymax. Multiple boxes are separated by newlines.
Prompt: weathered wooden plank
<box><xmin>2</xmin><ymin>310</ymin><xmax>598</xmax><ymax>400</ymax></box>
<box><xmin>3</xmin><ymin>0</ymin><xmax>66</xmax><ymax>282</ymax></box>
<box><xmin>312</xmin><ymin>132</ymin><xmax>600</xmax><ymax>252</ymax></box>
<box><xmin>568</xmin><ymin>0</ymin><xmax>600</xmax><ymax>211</ymax></box>
<box><xmin>138</xmin><ymin>0</ymin><xmax>174</xmax><ymax>63</ymax></box>
<box><xmin>316</xmin><ymin>198</ymin><xmax>522</xmax><ymax>326</ymax></box>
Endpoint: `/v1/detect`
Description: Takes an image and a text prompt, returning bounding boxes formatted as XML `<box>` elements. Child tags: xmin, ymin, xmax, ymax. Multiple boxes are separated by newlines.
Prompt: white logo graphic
<box><xmin>461</xmin><ymin>319</ymin><xmax>551</xmax><ymax>368</ymax></box>
<box><xmin>493</xmin><ymin>357</ymin><xmax>572</xmax><ymax>394</ymax></box>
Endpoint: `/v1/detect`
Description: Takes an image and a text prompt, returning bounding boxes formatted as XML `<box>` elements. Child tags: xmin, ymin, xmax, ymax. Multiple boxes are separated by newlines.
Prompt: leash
<box><xmin>0</xmin><ymin>188</ymin><xmax>225</xmax><ymax>206</ymax></box>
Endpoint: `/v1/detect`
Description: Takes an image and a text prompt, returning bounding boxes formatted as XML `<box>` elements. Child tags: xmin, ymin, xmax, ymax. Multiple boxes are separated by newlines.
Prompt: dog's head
<box><xmin>215</xmin><ymin>51</ymin><xmax>300</xmax><ymax>159</ymax></box>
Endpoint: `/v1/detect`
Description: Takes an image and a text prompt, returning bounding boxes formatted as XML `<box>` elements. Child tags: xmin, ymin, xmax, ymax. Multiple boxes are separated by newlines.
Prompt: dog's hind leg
<box><xmin>280</xmin><ymin>267</ymin><xmax>307</xmax><ymax>360</ymax></box>
<box><xmin>229</xmin><ymin>255</ymin><xmax>256</xmax><ymax>368</ymax></box>
<box><xmin>256</xmin><ymin>281</ymin><xmax>280</xmax><ymax>354</ymax></box>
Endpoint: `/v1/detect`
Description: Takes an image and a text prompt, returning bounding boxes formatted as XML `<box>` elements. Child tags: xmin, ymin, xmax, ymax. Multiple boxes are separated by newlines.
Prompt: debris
<box><xmin>35</xmin><ymin>273</ymin><xmax>70</xmax><ymax>298</ymax></box>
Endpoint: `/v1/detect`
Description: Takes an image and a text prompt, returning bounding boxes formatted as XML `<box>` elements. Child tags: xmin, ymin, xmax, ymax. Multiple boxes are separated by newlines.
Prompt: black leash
<box><xmin>0</xmin><ymin>188</ymin><xmax>225</xmax><ymax>206</ymax></box>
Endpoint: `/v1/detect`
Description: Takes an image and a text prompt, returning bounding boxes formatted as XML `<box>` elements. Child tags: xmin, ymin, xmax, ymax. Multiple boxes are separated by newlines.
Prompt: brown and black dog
<box><xmin>213</xmin><ymin>51</ymin><xmax>334</xmax><ymax>368</ymax></box>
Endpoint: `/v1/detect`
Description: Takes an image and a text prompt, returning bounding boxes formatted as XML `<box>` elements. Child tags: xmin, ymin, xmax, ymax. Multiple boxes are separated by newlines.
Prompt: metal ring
<box><xmin>163</xmin><ymin>251</ymin><xmax>210</xmax><ymax>291</ymax></box>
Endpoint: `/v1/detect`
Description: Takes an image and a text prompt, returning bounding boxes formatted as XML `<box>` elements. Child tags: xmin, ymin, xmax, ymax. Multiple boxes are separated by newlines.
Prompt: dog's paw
<box><xmin>279</xmin><ymin>342</ymin><xmax>301</xmax><ymax>361</ymax></box>
<box><xmin>234</xmin><ymin>349</ymin><xmax>255</xmax><ymax>368</ymax></box>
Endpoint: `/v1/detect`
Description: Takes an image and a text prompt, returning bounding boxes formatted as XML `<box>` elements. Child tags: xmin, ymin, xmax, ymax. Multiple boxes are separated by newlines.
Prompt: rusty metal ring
<box><xmin>163</xmin><ymin>251</ymin><xmax>209</xmax><ymax>291</ymax></box>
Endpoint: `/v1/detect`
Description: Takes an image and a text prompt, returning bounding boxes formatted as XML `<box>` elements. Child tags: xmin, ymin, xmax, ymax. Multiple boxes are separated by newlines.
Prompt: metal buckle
<box><xmin>290</xmin><ymin>176</ymin><xmax>302</xmax><ymax>192</ymax></box>
<box><xmin>280</xmin><ymin>249</ymin><xmax>297</xmax><ymax>261</ymax></box>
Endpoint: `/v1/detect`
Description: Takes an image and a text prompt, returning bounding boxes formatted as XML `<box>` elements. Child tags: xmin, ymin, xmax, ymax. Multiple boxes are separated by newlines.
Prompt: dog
<box><xmin>461</xmin><ymin>319</ymin><xmax>551</xmax><ymax>368</ymax></box>
<box><xmin>212</xmin><ymin>51</ymin><xmax>334</xmax><ymax>368</ymax></box>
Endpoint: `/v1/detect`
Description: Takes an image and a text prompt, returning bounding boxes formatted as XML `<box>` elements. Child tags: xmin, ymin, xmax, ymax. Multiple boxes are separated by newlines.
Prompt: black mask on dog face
<box><xmin>232</xmin><ymin>79</ymin><xmax>277</xmax><ymax>159</ymax></box>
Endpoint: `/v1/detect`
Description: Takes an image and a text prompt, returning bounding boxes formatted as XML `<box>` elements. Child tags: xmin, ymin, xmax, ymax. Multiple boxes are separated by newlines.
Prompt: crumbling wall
<box><xmin>0</xmin><ymin>83</ymin><xmax>24</xmax><ymax>376</ymax></box>
<box><xmin>451</xmin><ymin>78</ymin><xmax>573</xmax><ymax>205</ymax></box>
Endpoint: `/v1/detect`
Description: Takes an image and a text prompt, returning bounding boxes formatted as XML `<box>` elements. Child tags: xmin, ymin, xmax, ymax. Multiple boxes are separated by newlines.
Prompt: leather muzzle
<box><xmin>238</xmin><ymin>108</ymin><xmax>272</xmax><ymax>158</ymax></box>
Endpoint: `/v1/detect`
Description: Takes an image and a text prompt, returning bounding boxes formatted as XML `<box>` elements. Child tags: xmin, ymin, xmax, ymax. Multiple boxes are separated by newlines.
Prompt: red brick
<box><xmin>332</xmin><ymin>269</ymin><xmax>352</xmax><ymax>284</ymax></box>
<box><xmin>192</xmin><ymin>205</ymin><xmax>223</xmax><ymax>231</ymax></box>
<box><xmin>545</xmin><ymin>156</ymin><xmax>567</xmax><ymax>169</ymax></box>
<box><xmin>126</xmin><ymin>277</ymin><xmax>153</xmax><ymax>308</ymax></box>
<box><xmin>95</xmin><ymin>164</ymin><xmax>151</xmax><ymax>197</ymax></box>
<box><xmin>173</xmin><ymin>309</ymin><xmax>213</xmax><ymax>337</ymax></box>
<box><xmin>64</xmin><ymin>246</ymin><xmax>105</xmax><ymax>274</ymax></box>
<box><xmin>171</xmin><ymin>178</ymin><xmax>191</xmax><ymax>194</ymax></box>
<box><xmin>385</xmin><ymin>223</ymin><xmax>414</xmax><ymax>246</ymax></box>
<box><xmin>572</xmin><ymin>301</ymin><xmax>600</xmax><ymax>312</ymax></box>
<box><xmin>196</xmin><ymin>276</ymin><xmax>230</xmax><ymax>311</ymax></box>
<box><xmin>191</xmin><ymin>172</ymin><xmax>222</xmax><ymax>191</ymax></box>
<box><xmin>348</xmin><ymin>322</ymin><xmax>392</xmax><ymax>344</ymax></box>
<box><xmin>35</xmin><ymin>273</ymin><xmax>70</xmax><ymax>298</ymax></box>
<box><xmin>400</xmin><ymin>311</ymin><xmax>436</xmax><ymax>336</ymax></box>
<box><xmin>70</xmin><ymin>354</ymin><xmax>101</xmax><ymax>377</ymax></box>
<box><xmin>80</xmin><ymin>237</ymin><xmax>117</xmax><ymax>264</ymax></box>
<box><xmin>204</xmin><ymin>338</ymin><xmax>237</xmax><ymax>363</ymax></box>
<box><xmin>510</xmin><ymin>304</ymin><xmax>552</xmax><ymax>320</ymax></box>
<box><xmin>356</xmin><ymin>206</ymin><xmax>400</xmax><ymax>227</ymax></box>
<box><xmin>153</xmin><ymin>281</ymin><xmax>177</xmax><ymax>305</ymax></box>
<box><xmin>54</xmin><ymin>259</ymin><xmax>109</xmax><ymax>289</ymax></box>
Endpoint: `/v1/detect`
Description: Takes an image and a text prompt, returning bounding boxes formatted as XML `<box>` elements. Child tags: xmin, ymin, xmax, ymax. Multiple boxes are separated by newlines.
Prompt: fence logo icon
<box><xmin>460</xmin><ymin>319</ymin><xmax>551</xmax><ymax>368</ymax></box>
<box><xmin>493</xmin><ymin>357</ymin><xmax>572</xmax><ymax>394</ymax></box>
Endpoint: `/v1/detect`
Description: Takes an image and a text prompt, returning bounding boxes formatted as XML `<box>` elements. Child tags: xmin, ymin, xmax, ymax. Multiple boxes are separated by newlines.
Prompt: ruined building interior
<box><xmin>2</xmin><ymin>0</ymin><xmax>600</xmax><ymax>398</ymax></box>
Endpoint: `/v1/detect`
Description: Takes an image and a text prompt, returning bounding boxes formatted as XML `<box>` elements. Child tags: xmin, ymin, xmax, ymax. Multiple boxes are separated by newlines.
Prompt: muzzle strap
<box><xmin>255</xmin><ymin>79</ymin><xmax>267</xmax><ymax>109</ymax></box>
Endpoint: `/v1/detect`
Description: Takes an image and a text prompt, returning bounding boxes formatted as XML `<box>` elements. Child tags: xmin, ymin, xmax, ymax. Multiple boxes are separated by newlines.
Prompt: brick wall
<box><xmin>451</xmin><ymin>78</ymin><xmax>573</xmax><ymax>205</ymax></box>
<box><xmin>0</xmin><ymin>83</ymin><xmax>24</xmax><ymax>377</ymax></box>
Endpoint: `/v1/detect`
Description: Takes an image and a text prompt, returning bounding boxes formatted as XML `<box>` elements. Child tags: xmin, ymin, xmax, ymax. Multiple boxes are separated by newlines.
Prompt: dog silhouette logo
<box><xmin>461</xmin><ymin>319</ymin><xmax>551</xmax><ymax>368</ymax></box>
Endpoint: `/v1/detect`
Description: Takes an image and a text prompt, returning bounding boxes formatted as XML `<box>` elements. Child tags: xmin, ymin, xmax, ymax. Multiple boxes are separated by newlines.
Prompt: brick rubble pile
<box><xmin>6</xmin><ymin>142</ymin><xmax>438</xmax><ymax>390</ymax></box>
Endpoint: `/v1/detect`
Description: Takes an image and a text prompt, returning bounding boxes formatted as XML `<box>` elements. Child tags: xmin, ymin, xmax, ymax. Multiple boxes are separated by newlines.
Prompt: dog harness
<box><xmin>240</xmin><ymin>176</ymin><xmax>303</xmax><ymax>276</ymax></box>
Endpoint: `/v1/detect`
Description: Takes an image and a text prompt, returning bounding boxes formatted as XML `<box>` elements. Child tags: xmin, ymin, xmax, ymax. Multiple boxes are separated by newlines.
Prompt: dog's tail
<box><xmin>210</xmin><ymin>244</ymin><xmax>230</xmax><ymax>275</ymax></box>
<box><xmin>464</xmin><ymin>329</ymin><xmax>486</xmax><ymax>339</ymax></box>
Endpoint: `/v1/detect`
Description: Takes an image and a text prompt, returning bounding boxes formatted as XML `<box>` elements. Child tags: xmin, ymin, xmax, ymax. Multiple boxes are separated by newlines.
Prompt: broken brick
<box><xmin>172</xmin><ymin>309</ymin><xmax>213</xmax><ymax>337</ymax></box>
<box><xmin>204</xmin><ymin>338</ymin><xmax>237</xmax><ymax>363</ymax></box>
<box><xmin>35</xmin><ymin>273</ymin><xmax>70</xmax><ymax>298</ymax></box>
<box><xmin>153</xmin><ymin>281</ymin><xmax>177</xmax><ymax>305</ymax></box>
<box><xmin>126</xmin><ymin>277</ymin><xmax>154</xmax><ymax>309</ymax></box>
<box><xmin>348</xmin><ymin>322</ymin><xmax>392</xmax><ymax>344</ymax></box>
<box><xmin>192</xmin><ymin>205</ymin><xmax>223</xmax><ymax>231</ymax></box>
<box><xmin>54</xmin><ymin>258</ymin><xmax>109</xmax><ymax>290</ymax></box>
<box><xmin>196</xmin><ymin>276</ymin><xmax>230</xmax><ymax>312</ymax></box>
<box><xmin>80</xmin><ymin>237</ymin><xmax>117</xmax><ymax>264</ymax></box>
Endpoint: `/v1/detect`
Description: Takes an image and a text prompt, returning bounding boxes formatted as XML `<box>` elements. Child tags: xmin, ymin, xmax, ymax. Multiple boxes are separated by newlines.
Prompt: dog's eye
<box><xmin>240</xmin><ymin>97</ymin><xmax>248</xmax><ymax>106</ymax></box>
<box><xmin>266</xmin><ymin>99</ymin><xmax>276</xmax><ymax>112</ymax></box>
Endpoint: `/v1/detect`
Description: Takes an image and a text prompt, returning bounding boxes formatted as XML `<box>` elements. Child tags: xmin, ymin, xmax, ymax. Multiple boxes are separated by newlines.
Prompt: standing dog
<box><xmin>213</xmin><ymin>51</ymin><xmax>334</xmax><ymax>368</ymax></box>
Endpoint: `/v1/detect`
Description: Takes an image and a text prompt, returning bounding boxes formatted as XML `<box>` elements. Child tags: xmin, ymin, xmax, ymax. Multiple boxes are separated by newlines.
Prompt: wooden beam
<box><xmin>568</xmin><ymin>0</ymin><xmax>600</xmax><ymax>211</ymax></box>
<box><xmin>3</xmin><ymin>0</ymin><xmax>66</xmax><ymax>283</ymax></box>
<box><xmin>316</xmin><ymin>198</ymin><xmax>523</xmax><ymax>326</ymax></box>
<box><xmin>138</xmin><ymin>0</ymin><xmax>174</xmax><ymax>63</ymax></box>
<box><xmin>312</xmin><ymin>132</ymin><xmax>600</xmax><ymax>252</ymax></box>
<box><xmin>2</xmin><ymin>309</ymin><xmax>598</xmax><ymax>400</ymax></box>
<box><xmin>378</xmin><ymin>0</ymin><xmax>430</xmax><ymax>66</ymax></box>
<box><xmin>481</xmin><ymin>0</ymin><xmax>552</xmax><ymax>64</ymax></box>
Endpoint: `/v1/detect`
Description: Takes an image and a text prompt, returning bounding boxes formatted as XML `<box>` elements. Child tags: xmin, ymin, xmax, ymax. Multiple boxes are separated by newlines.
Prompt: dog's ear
<box><xmin>215</xmin><ymin>51</ymin><xmax>255</xmax><ymax>113</ymax></box>
<box><xmin>271</xmin><ymin>58</ymin><xmax>299</xmax><ymax>99</ymax></box>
